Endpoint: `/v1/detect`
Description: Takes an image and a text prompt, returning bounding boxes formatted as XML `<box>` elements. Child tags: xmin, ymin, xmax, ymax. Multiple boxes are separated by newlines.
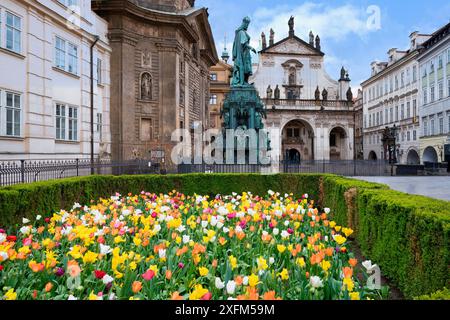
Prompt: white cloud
<box><xmin>247</xmin><ymin>2</ymin><xmax>376</xmax><ymax>48</ymax></box>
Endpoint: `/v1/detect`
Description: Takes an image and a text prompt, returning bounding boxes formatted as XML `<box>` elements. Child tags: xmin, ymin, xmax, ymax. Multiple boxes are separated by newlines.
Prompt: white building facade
<box><xmin>417</xmin><ymin>22</ymin><xmax>450</xmax><ymax>166</ymax></box>
<box><xmin>361</xmin><ymin>32</ymin><xmax>430</xmax><ymax>164</ymax></box>
<box><xmin>250</xmin><ymin>18</ymin><xmax>355</xmax><ymax>162</ymax></box>
<box><xmin>0</xmin><ymin>0</ymin><xmax>111</xmax><ymax>160</ymax></box>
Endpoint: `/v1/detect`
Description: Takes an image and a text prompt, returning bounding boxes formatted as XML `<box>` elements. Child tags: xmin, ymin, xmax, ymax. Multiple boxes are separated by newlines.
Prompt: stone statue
<box><xmin>142</xmin><ymin>49</ymin><xmax>151</xmax><ymax>67</ymax></box>
<box><xmin>288</xmin><ymin>16</ymin><xmax>295</xmax><ymax>36</ymax></box>
<box><xmin>266</xmin><ymin>85</ymin><xmax>273</xmax><ymax>99</ymax></box>
<box><xmin>346</xmin><ymin>87</ymin><xmax>353</xmax><ymax>102</ymax></box>
<box><xmin>340</xmin><ymin>66</ymin><xmax>346</xmax><ymax>80</ymax></box>
<box><xmin>322</xmin><ymin>88</ymin><xmax>328</xmax><ymax>101</ymax></box>
<box><xmin>315</xmin><ymin>35</ymin><xmax>321</xmax><ymax>51</ymax></box>
<box><xmin>269</xmin><ymin>28</ymin><xmax>275</xmax><ymax>46</ymax></box>
<box><xmin>309</xmin><ymin>31</ymin><xmax>314</xmax><ymax>46</ymax></box>
<box><xmin>274</xmin><ymin>85</ymin><xmax>280</xmax><ymax>99</ymax></box>
<box><xmin>289</xmin><ymin>68</ymin><xmax>296</xmax><ymax>85</ymax></box>
<box><xmin>261</xmin><ymin>32</ymin><xmax>267</xmax><ymax>49</ymax></box>
<box><xmin>315</xmin><ymin>86</ymin><xmax>320</xmax><ymax>101</ymax></box>
<box><xmin>231</xmin><ymin>16</ymin><xmax>256</xmax><ymax>86</ymax></box>
<box><xmin>141</xmin><ymin>73</ymin><xmax>152</xmax><ymax>100</ymax></box>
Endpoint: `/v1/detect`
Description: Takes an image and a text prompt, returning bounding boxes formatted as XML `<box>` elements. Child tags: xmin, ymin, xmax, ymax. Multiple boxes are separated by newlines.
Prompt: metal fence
<box><xmin>0</xmin><ymin>159</ymin><xmax>394</xmax><ymax>186</ymax></box>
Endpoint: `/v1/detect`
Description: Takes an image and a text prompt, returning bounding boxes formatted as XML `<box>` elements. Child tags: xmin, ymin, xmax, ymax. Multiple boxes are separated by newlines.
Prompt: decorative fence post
<box><xmin>21</xmin><ymin>160</ymin><xmax>25</xmax><ymax>184</ymax></box>
<box><xmin>76</xmin><ymin>158</ymin><xmax>79</xmax><ymax>176</ymax></box>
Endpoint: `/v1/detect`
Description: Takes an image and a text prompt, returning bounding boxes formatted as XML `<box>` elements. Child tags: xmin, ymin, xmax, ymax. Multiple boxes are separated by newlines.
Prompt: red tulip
<box><xmin>45</xmin><ymin>218</ymin><xmax>51</xmax><ymax>223</ymax></box>
<box><xmin>142</xmin><ymin>269</ymin><xmax>155</xmax><ymax>281</ymax></box>
<box><xmin>94</xmin><ymin>270</ymin><xmax>106</xmax><ymax>279</ymax></box>
<box><xmin>6</xmin><ymin>235</ymin><xmax>17</xmax><ymax>242</ymax></box>
<box><xmin>0</xmin><ymin>265</ymin><xmax>4</xmax><ymax>271</ymax></box>
<box><xmin>201</xmin><ymin>292</ymin><xmax>212</xmax><ymax>300</ymax></box>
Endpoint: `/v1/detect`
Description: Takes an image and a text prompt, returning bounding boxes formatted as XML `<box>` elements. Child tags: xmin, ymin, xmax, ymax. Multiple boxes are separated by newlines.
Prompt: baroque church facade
<box><xmin>250</xmin><ymin>18</ymin><xmax>355</xmax><ymax>162</ymax></box>
<box><xmin>92</xmin><ymin>0</ymin><xmax>218</xmax><ymax>163</ymax></box>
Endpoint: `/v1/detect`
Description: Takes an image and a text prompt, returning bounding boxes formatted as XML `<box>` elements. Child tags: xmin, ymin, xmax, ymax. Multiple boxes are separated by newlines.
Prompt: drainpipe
<box><xmin>90</xmin><ymin>35</ymin><xmax>100</xmax><ymax>175</ymax></box>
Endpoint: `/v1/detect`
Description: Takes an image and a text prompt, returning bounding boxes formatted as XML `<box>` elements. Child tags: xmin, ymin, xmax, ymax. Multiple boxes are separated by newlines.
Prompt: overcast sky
<box><xmin>197</xmin><ymin>0</ymin><xmax>450</xmax><ymax>90</ymax></box>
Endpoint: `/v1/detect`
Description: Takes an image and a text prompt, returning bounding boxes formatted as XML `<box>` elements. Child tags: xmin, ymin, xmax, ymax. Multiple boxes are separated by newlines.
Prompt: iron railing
<box><xmin>0</xmin><ymin>159</ymin><xmax>396</xmax><ymax>186</ymax></box>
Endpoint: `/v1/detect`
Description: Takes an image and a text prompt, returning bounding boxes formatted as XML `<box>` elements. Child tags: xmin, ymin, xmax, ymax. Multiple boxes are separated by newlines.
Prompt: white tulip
<box><xmin>269</xmin><ymin>257</ymin><xmax>275</xmax><ymax>265</ymax></box>
<box><xmin>273</xmin><ymin>228</ymin><xmax>279</xmax><ymax>236</ymax></box>
<box><xmin>324</xmin><ymin>208</ymin><xmax>330</xmax><ymax>214</ymax></box>
<box><xmin>36</xmin><ymin>215</ymin><xmax>42</xmax><ymax>221</ymax></box>
<box><xmin>243</xmin><ymin>276</ymin><xmax>249</xmax><ymax>285</ymax></box>
<box><xmin>310</xmin><ymin>276</ymin><xmax>323</xmax><ymax>288</ymax></box>
<box><xmin>215</xmin><ymin>277</ymin><xmax>225</xmax><ymax>289</ymax></box>
<box><xmin>226</xmin><ymin>280</ymin><xmax>236</xmax><ymax>295</ymax></box>
<box><xmin>102</xmin><ymin>274</ymin><xmax>114</xmax><ymax>284</ymax></box>
<box><xmin>22</xmin><ymin>218</ymin><xmax>30</xmax><ymax>224</ymax></box>
<box><xmin>99</xmin><ymin>244</ymin><xmax>112</xmax><ymax>255</ymax></box>
<box><xmin>0</xmin><ymin>234</ymin><xmax>6</xmax><ymax>244</ymax></box>
<box><xmin>182</xmin><ymin>235</ymin><xmax>190</xmax><ymax>244</ymax></box>
<box><xmin>68</xmin><ymin>295</ymin><xmax>78</xmax><ymax>300</ymax></box>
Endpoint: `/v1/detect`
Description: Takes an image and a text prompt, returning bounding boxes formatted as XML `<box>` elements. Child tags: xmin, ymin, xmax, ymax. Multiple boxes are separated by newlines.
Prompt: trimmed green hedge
<box><xmin>0</xmin><ymin>173</ymin><xmax>323</xmax><ymax>228</ymax></box>
<box><xmin>321</xmin><ymin>176</ymin><xmax>449</xmax><ymax>298</ymax></box>
<box><xmin>0</xmin><ymin>173</ymin><xmax>448</xmax><ymax>299</ymax></box>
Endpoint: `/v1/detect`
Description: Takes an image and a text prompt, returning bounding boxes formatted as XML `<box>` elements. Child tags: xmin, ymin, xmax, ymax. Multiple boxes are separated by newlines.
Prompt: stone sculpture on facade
<box><xmin>346</xmin><ymin>87</ymin><xmax>353</xmax><ymax>102</ymax></box>
<box><xmin>269</xmin><ymin>28</ymin><xmax>275</xmax><ymax>46</ymax></box>
<box><xmin>266</xmin><ymin>85</ymin><xmax>273</xmax><ymax>99</ymax></box>
<box><xmin>261</xmin><ymin>32</ymin><xmax>267</xmax><ymax>49</ymax></box>
<box><xmin>322</xmin><ymin>88</ymin><xmax>328</xmax><ymax>101</ymax></box>
<box><xmin>274</xmin><ymin>85</ymin><xmax>280</xmax><ymax>99</ymax></box>
<box><xmin>315</xmin><ymin>86</ymin><xmax>320</xmax><ymax>101</ymax></box>
<box><xmin>141</xmin><ymin>72</ymin><xmax>152</xmax><ymax>100</ymax></box>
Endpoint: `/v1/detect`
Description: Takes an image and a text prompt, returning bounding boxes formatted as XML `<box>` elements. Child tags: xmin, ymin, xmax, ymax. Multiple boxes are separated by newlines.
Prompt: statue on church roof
<box><xmin>346</xmin><ymin>87</ymin><xmax>353</xmax><ymax>102</ymax></box>
<box><xmin>274</xmin><ymin>85</ymin><xmax>280</xmax><ymax>99</ymax></box>
<box><xmin>269</xmin><ymin>28</ymin><xmax>275</xmax><ymax>46</ymax></box>
<box><xmin>315</xmin><ymin>35</ymin><xmax>321</xmax><ymax>51</ymax></box>
<box><xmin>315</xmin><ymin>86</ymin><xmax>320</xmax><ymax>101</ymax></box>
<box><xmin>288</xmin><ymin>16</ymin><xmax>295</xmax><ymax>37</ymax></box>
<box><xmin>322</xmin><ymin>88</ymin><xmax>328</xmax><ymax>101</ymax></box>
<box><xmin>309</xmin><ymin>31</ymin><xmax>314</xmax><ymax>46</ymax></box>
<box><xmin>261</xmin><ymin>32</ymin><xmax>267</xmax><ymax>49</ymax></box>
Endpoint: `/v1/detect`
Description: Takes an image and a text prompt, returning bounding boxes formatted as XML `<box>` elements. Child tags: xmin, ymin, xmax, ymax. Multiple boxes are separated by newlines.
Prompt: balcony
<box><xmin>263</xmin><ymin>99</ymin><xmax>352</xmax><ymax>111</ymax></box>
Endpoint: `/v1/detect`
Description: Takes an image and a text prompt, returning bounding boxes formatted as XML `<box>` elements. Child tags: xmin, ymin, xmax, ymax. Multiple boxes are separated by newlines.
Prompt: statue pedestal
<box><xmin>221</xmin><ymin>85</ymin><xmax>271</xmax><ymax>164</ymax></box>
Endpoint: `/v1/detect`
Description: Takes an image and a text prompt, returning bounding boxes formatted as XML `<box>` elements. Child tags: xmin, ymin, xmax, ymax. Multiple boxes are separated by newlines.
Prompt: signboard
<box><xmin>150</xmin><ymin>150</ymin><xmax>165</xmax><ymax>159</ymax></box>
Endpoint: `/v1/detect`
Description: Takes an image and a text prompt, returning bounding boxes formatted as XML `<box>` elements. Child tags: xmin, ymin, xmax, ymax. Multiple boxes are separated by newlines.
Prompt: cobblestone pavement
<box><xmin>353</xmin><ymin>176</ymin><xmax>450</xmax><ymax>201</ymax></box>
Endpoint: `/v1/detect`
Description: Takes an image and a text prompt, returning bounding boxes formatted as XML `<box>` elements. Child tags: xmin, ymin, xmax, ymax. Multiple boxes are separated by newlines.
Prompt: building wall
<box><xmin>362</xmin><ymin>47</ymin><xmax>423</xmax><ymax>164</ymax></box>
<box><xmin>93</xmin><ymin>0</ymin><xmax>217</xmax><ymax>163</ymax></box>
<box><xmin>0</xmin><ymin>0</ymin><xmax>111</xmax><ymax>160</ymax></box>
<box><xmin>209</xmin><ymin>61</ymin><xmax>232</xmax><ymax>129</ymax></box>
<box><xmin>418</xmin><ymin>31</ymin><xmax>450</xmax><ymax>163</ymax></box>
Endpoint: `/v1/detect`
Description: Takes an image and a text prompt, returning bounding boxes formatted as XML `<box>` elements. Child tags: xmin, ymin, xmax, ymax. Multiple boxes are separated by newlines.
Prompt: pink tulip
<box><xmin>142</xmin><ymin>269</ymin><xmax>155</xmax><ymax>281</ymax></box>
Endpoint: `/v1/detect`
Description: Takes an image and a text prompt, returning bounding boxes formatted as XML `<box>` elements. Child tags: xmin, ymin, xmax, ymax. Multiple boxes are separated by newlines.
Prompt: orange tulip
<box><xmin>170</xmin><ymin>291</ymin><xmax>184</xmax><ymax>300</ymax></box>
<box><xmin>349</xmin><ymin>258</ymin><xmax>358</xmax><ymax>267</ymax></box>
<box><xmin>263</xmin><ymin>291</ymin><xmax>281</xmax><ymax>300</ymax></box>
<box><xmin>132</xmin><ymin>281</ymin><xmax>142</xmax><ymax>293</ymax></box>
<box><xmin>165</xmin><ymin>270</ymin><xmax>172</xmax><ymax>280</ymax></box>
<box><xmin>212</xmin><ymin>259</ymin><xmax>218</xmax><ymax>268</ymax></box>
<box><xmin>343</xmin><ymin>267</ymin><xmax>353</xmax><ymax>279</ymax></box>
<box><xmin>235</xmin><ymin>275</ymin><xmax>243</xmax><ymax>286</ymax></box>
<box><xmin>45</xmin><ymin>282</ymin><xmax>53</xmax><ymax>292</ymax></box>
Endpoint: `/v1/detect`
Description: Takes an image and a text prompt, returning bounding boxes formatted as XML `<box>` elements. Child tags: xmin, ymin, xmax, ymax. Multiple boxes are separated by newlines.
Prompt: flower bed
<box><xmin>0</xmin><ymin>190</ymin><xmax>385</xmax><ymax>300</ymax></box>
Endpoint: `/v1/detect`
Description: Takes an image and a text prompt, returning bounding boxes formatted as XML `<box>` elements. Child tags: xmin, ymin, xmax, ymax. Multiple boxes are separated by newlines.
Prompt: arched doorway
<box><xmin>406</xmin><ymin>149</ymin><xmax>420</xmax><ymax>165</ymax></box>
<box><xmin>329</xmin><ymin>127</ymin><xmax>347</xmax><ymax>160</ymax></box>
<box><xmin>282</xmin><ymin>119</ymin><xmax>314</xmax><ymax>160</ymax></box>
<box><xmin>285</xmin><ymin>148</ymin><xmax>301</xmax><ymax>163</ymax></box>
<box><xmin>423</xmin><ymin>146</ymin><xmax>438</xmax><ymax>163</ymax></box>
<box><xmin>368</xmin><ymin>151</ymin><xmax>377</xmax><ymax>160</ymax></box>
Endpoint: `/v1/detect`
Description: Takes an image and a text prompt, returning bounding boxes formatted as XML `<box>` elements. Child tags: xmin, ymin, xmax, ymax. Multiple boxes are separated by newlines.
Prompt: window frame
<box><xmin>5</xmin><ymin>11</ymin><xmax>22</xmax><ymax>54</ymax></box>
<box><xmin>55</xmin><ymin>103</ymin><xmax>78</xmax><ymax>142</ymax></box>
<box><xmin>54</xmin><ymin>35</ymin><xmax>78</xmax><ymax>75</ymax></box>
<box><xmin>2</xmin><ymin>91</ymin><xmax>22</xmax><ymax>137</ymax></box>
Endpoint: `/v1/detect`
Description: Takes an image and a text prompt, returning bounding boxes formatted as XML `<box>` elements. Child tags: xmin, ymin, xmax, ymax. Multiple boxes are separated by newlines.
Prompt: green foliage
<box><xmin>414</xmin><ymin>287</ymin><xmax>450</xmax><ymax>300</ymax></box>
<box><xmin>0</xmin><ymin>173</ymin><xmax>448</xmax><ymax>298</ymax></box>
